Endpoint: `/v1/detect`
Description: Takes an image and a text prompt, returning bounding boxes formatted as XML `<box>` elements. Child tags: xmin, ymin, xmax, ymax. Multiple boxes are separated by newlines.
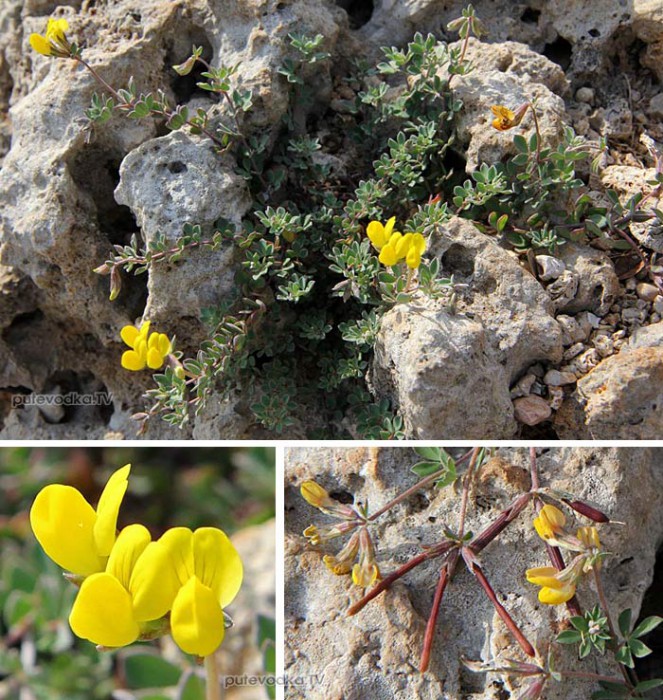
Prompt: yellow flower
<box><xmin>120</xmin><ymin>321</ymin><xmax>172</xmax><ymax>371</ymax></box>
<box><xmin>30</xmin><ymin>465</ymin><xmax>131</xmax><ymax>576</ymax></box>
<box><xmin>323</xmin><ymin>531</ymin><xmax>360</xmax><ymax>576</ymax></box>
<box><xmin>300</xmin><ymin>480</ymin><xmax>358</xmax><ymax>519</ymax></box>
<box><xmin>490</xmin><ymin>103</ymin><xmax>529</xmax><ymax>131</ymax></box>
<box><xmin>367</xmin><ymin>218</ymin><xmax>427</xmax><ymax>269</ymax></box>
<box><xmin>29</xmin><ymin>18</ymin><xmax>73</xmax><ymax>58</ymax></box>
<box><xmin>533</xmin><ymin>504</ymin><xmax>566</xmax><ymax>541</ymax></box>
<box><xmin>129</xmin><ymin>527</ymin><xmax>243</xmax><ymax>656</ymax></box>
<box><xmin>526</xmin><ymin>566</ymin><xmax>576</xmax><ymax>605</ymax></box>
<box><xmin>69</xmin><ymin>524</ymin><xmax>151</xmax><ymax>648</ymax></box>
<box><xmin>352</xmin><ymin>528</ymin><xmax>381</xmax><ymax>588</ymax></box>
<box><xmin>367</xmin><ymin>217</ymin><xmax>397</xmax><ymax>251</ymax></box>
<box><xmin>577</xmin><ymin>526</ymin><xmax>600</xmax><ymax>550</ymax></box>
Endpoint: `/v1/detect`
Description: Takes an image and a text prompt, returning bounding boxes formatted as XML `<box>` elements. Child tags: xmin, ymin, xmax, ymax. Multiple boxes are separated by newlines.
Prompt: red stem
<box><xmin>472</xmin><ymin>565</ymin><xmax>536</xmax><ymax>657</ymax></box>
<box><xmin>420</xmin><ymin>550</ymin><xmax>459</xmax><ymax>672</ymax></box>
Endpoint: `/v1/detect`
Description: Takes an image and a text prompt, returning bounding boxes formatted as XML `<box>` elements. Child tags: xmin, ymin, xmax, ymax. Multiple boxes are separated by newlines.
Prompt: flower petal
<box><xmin>366</xmin><ymin>221</ymin><xmax>386</xmax><ymax>250</ymax></box>
<box><xmin>533</xmin><ymin>504</ymin><xmax>566</xmax><ymax>541</ymax></box>
<box><xmin>121</xmin><ymin>350</ymin><xmax>146</xmax><ymax>371</ymax></box>
<box><xmin>384</xmin><ymin>216</ymin><xmax>396</xmax><ymax>238</ymax></box>
<box><xmin>69</xmin><ymin>572</ymin><xmax>139</xmax><ymax>647</ymax></box>
<box><xmin>539</xmin><ymin>583</ymin><xmax>575</xmax><ymax>605</ymax></box>
<box><xmin>29</xmin><ymin>34</ymin><xmax>53</xmax><ymax>56</ymax></box>
<box><xmin>120</xmin><ymin>325</ymin><xmax>140</xmax><ymax>348</ymax></box>
<box><xmin>526</xmin><ymin>566</ymin><xmax>562</xmax><ymax>587</ymax></box>
<box><xmin>146</xmin><ymin>347</ymin><xmax>165</xmax><ymax>369</ymax></box>
<box><xmin>106</xmin><ymin>524</ymin><xmax>151</xmax><ymax>590</ymax></box>
<box><xmin>30</xmin><ymin>484</ymin><xmax>104</xmax><ymax>576</ymax></box>
<box><xmin>193</xmin><ymin>528</ymin><xmax>243</xmax><ymax>608</ymax></box>
<box><xmin>131</xmin><ymin>528</ymin><xmax>193</xmax><ymax>621</ymax></box>
<box><xmin>171</xmin><ymin>577</ymin><xmax>225</xmax><ymax>656</ymax></box>
<box><xmin>93</xmin><ymin>465</ymin><xmax>130</xmax><ymax>557</ymax></box>
<box><xmin>379</xmin><ymin>244</ymin><xmax>398</xmax><ymax>267</ymax></box>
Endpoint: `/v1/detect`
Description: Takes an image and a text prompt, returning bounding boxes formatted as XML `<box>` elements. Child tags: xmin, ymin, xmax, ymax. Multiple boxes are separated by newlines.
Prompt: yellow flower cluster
<box><xmin>301</xmin><ymin>480</ymin><xmax>381</xmax><ymax>588</ymax></box>
<box><xmin>29</xmin><ymin>18</ymin><xmax>73</xmax><ymax>58</ymax></box>
<box><xmin>366</xmin><ymin>217</ymin><xmax>427</xmax><ymax>269</ymax></box>
<box><xmin>120</xmin><ymin>321</ymin><xmax>172</xmax><ymax>371</ymax></box>
<box><xmin>30</xmin><ymin>465</ymin><xmax>243</xmax><ymax>656</ymax></box>
<box><xmin>526</xmin><ymin>504</ymin><xmax>602</xmax><ymax>605</ymax></box>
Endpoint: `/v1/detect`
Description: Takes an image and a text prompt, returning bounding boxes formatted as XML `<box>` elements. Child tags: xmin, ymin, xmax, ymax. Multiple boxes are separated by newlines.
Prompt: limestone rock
<box><xmin>553</xmin><ymin>243</ymin><xmax>621</xmax><ymax>315</ymax></box>
<box><xmin>450</xmin><ymin>39</ymin><xmax>568</xmax><ymax>171</ymax></box>
<box><xmin>114</xmin><ymin>131</ymin><xmax>251</xmax><ymax>323</ymax></box>
<box><xmin>555</xmin><ymin>321</ymin><xmax>663</xmax><ymax>439</ymax></box>
<box><xmin>371</xmin><ymin>217</ymin><xmax>563</xmax><ymax>439</ymax></box>
<box><xmin>285</xmin><ymin>446</ymin><xmax>663</xmax><ymax>700</ymax></box>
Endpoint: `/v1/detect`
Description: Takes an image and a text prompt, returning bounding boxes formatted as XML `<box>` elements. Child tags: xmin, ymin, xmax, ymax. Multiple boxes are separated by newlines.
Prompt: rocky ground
<box><xmin>0</xmin><ymin>0</ymin><xmax>662</xmax><ymax>438</ymax></box>
<box><xmin>285</xmin><ymin>446</ymin><xmax>663</xmax><ymax>700</ymax></box>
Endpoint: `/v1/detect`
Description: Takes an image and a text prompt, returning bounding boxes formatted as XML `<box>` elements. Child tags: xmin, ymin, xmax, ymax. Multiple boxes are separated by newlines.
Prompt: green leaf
<box><xmin>571</xmin><ymin>616</ymin><xmax>590</xmax><ymax>633</ymax></box>
<box><xmin>414</xmin><ymin>447</ymin><xmax>441</xmax><ymax>461</ymax></box>
<box><xmin>632</xmin><ymin>615</ymin><xmax>663</xmax><ymax>638</ymax></box>
<box><xmin>615</xmin><ymin>645</ymin><xmax>634</xmax><ymax>668</ymax></box>
<box><xmin>618</xmin><ymin>609</ymin><xmax>633</xmax><ymax>637</ymax></box>
<box><xmin>634</xmin><ymin>679</ymin><xmax>663</xmax><ymax>692</ymax></box>
<box><xmin>124</xmin><ymin>654</ymin><xmax>182</xmax><ymax>689</ymax></box>
<box><xmin>513</xmin><ymin>134</ymin><xmax>528</xmax><ymax>153</ymax></box>
<box><xmin>257</xmin><ymin>614</ymin><xmax>276</xmax><ymax>647</ymax></box>
<box><xmin>556</xmin><ymin>630</ymin><xmax>582</xmax><ymax>644</ymax></box>
<box><xmin>178</xmin><ymin>671</ymin><xmax>205</xmax><ymax>700</ymax></box>
<box><xmin>411</xmin><ymin>461</ymin><xmax>442</xmax><ymax>478</ymax></box>
<box><xmin>628</xmin><ymin>638</ymin><xmax>652</xmax><ymax>658</ymax></box>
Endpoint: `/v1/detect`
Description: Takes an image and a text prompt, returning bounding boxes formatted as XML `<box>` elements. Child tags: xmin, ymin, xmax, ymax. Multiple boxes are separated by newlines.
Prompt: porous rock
<box><xmin>555</xmin><ymin>321</ymin><xmax>663</xmax><ymax>439</ymax></box>
<box><xmin>0</xmin><ymin>0</ymin><xmax>344</xmax><ymax>437</ymax></box>
<box><xmin>371</xmin><ymin>217</ymin><xmax>563</xmax><ymax>439</ymax></box>
<box><xmin>114</xmin><ymin>132</ymin><xmax>251</xmax><ymax>323</ymax></box>
<box><xmin>553</xmin><ymin>243</ymin><xmax>621</xmax><ymax>315</ymax></box>
<box><xmin>285</xmin><ymin>446</ymin><xmax>663</xmax><ymax>700</ymax></box>
<box><xmin>450</xmin><ymin>39</ymin><xmax>568</xmax><ymax>171</ymax></box>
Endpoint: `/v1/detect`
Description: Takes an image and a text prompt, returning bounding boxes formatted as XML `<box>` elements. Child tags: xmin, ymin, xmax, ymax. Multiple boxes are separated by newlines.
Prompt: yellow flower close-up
<box><xmin>29</xmin><ymin>17</ymin><xmax>72</xmax><ymax>57</ymax></box>
<box><xmin>121</xmin><ymin>321</ymin><xmax>172</xmax><ymax>371</ymax></box>
<box><xmin>525</xmin><ymin>565</ymin><xmax>576</xmax><ymax>605</ymax></box>
<box><xmin>129</xmin><ymin>526</ymin><xmax>244</xmax><ymax>656</ymax></box>
<box><xmin>490</xmin><ymin>103</ymin><xmax>529</xmax><ymax>131</ymax></box>
<box><xmin>533</xmin><ymin>503</ymin><xmax>566</xmax><ymax>541</ymax></box>
<box><xmin>69</xmin><ymin>523</ymin><xmax>152</xmax><ymax>648</ymax></box>
<box><xmin>30</xmin><ymin>464</ymin><xmax>131</xmax><ymax>576</ymax></box>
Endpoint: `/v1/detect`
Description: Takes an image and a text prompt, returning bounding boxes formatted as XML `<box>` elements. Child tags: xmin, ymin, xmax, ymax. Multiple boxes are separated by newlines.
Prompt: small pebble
<box><xmin>636</xmin><ymin>283</ymin><xmax>659</xmax><ymax>302</ymax></box>
<box><xmin>548</xmin><ymin>386</ymin><xmax>565</xmax><ymax>411</ymax></box>
<box><xmin>649</xmin><ymin>92</ymin><xmax>663</xmax><ymax>118</ymax></box>
<box><xmin>654</xmin><ymin>297</ymin><xmax>663</xmax><ymax>315</ymax></box>
<box><xmin>593</xmin><ymin>335</ymin><xmax>614</xmax><ymax>358</ymax></box>
<box><xmin>625</xmin><ymin>278</ymin><xmax>637</xmax><ymax>291</ymax></box>
<box><xmin>576</xmin><ymin>86</ymin><xmax>594</xmax><ymax>104</ymax></box>
<box><xmin>563</xmin><ymin>342</ymin><xmax>585</xmax><ymax>361</ymax></box>
<box><xmin>510</xmin><ymin>373</ymin><xmax>537</xmax><ymax>399</ymax></box>
<box><xmin>622</xmin><ymin>307</ymin><xmax>645</xmax><ymax>323</ymax></box>
<box><xmin>536</xmin><ymin>255</ymin><xmax>566</xmax><ymax>281</ymax></box>
<box><xmin>513</xmin><ymin>395</ymin><xmax>552</xmax><ymax>426</ymax></box>
<box><xmin>557</xmin><ymin>314</ymin><xmax>587</xmax><ymax>345</ymax></box>
<box><xmin>543</xmin><ymin>369</ymin><xmax>577</xmax><ymax>386</ymax></box>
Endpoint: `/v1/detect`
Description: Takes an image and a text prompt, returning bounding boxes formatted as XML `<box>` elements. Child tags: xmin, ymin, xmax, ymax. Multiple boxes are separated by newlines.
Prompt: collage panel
<box><xmin>284</xmin><ymin>446</ymin><xmax>663</xmax><ymax>700</ymax></box>
<box><xmin>1</xmin><ymin>2</ymin><xmax>662</xmax><ymax>441</ymax></box>
<box><xmin>0</xmin><ymin>446</ymin><xmax>276</xmax><ymax>700</ymax></box>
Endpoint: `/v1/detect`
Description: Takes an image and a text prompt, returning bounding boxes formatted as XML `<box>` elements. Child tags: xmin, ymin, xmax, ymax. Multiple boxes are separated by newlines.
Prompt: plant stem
<box><xmin>420</xmin><ymin>549</ymin><xmax>459</xmax><ymax>672</ymax></box>
<box><xmin>347</xmin><ymin>542</ymin><xmax>453</xmax><ymax>616</ymax></box>
<box><xmin>472</xmin><ymin>565</ymin><xmax>536</xmax><ymax>657</ymax></box>
<box><xmin>458</xmin><ymin>447</ymin><xmax>480</xmax><ymax>536</ymax></box>
<box><xmin>559</xmin><ymin>670</ymin><xmax>628</xmax><ymax>684</ymax></box>
<box><xmin>205</xmin><ymin>654</ymin><xmax>221</xmax><ymax>700</ymax></box>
